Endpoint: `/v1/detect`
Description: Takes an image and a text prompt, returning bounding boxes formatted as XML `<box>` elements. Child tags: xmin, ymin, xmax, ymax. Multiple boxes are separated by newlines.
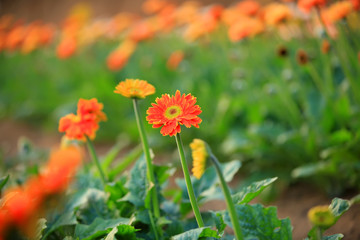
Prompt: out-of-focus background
<box><xmin>1</xmin><ymin>0</ymin><xmax>360</xmax><ymax>238</ymax></box>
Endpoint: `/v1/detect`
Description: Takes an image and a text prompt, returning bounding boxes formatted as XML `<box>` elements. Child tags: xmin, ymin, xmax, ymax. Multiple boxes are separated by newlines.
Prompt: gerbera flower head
<box><xmin>146</xmin><ymin>90</ymin><xmax>202</xmax><ymax>136</ymax></box>
<box><xmin>308</xmin><ymin>205</ymin><xmax>336</xmax><ymax>228</ymax></box>
<box><xmin>58</xmin><ymin>98</ymin><xmax>106</xmax><ymax>141</ymax></box>
<box><xmin>190</xmin><ymin>139</ymin><xmax>208</xmax><ymax>179</ymax></box>
<box><xmin>114</xmin><ymin>79</ymin><xmax>155</xmax><ymax>99</ymax></box>
<box><xmin>77</xmin><ymin>98</ymin><xmax>107</xmax><ymax>122</ymax></box>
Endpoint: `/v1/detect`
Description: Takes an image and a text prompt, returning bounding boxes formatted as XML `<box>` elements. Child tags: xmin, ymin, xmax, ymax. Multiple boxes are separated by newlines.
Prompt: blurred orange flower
<box><xmin>56</xmin><ymin>36</ymin><xmax>77</xmax><ymax>59</ymax></box>
<box><xmin>175</xmin><ymin>1</ymin><xmax>200</xmax><ymax>25</ymax></box>
<box><xmin>167</xmin><ymin>50</ymin><xmax>184</xmax><ymax>70</ymax></box>
<box><xmin>228</xmin><ymin>17</ymin><xmax>264</xmax><ymax>42</ymax></box>
<box><xmin>114</xmin><ymin>79</ymin><xmax>155</xmax><ymax>99</ymax></box>
<box><xmin>184</xmin><ymin>14</ymin><xmax>218</xmax><ymax>41</ymax></box>
<box><xmin>5</xmin><ymin>25</ymin><xmax>26</xmax><ymax>51</ymax></box>
<box><xmin>236</xmin><ymin>0</ymin><xmax>261</xmax><ymax>16</ymax></box>
<box><xmin>142</xmin><ymin>0</ymin><xmax>168</xmax><ymax>14</ymax></box>
<box><xmin>39</xmin><ymin>24</ymin><xmax>55</xmax><ymax>45</ymax></box>
<box><xmin>59</xmin><ymin>98</ymin><xmax>106</xmax><ymax>141</ymax></box>
<box><xmin>298</xmin><ymin>0</ymin><xmax>326</xmax><ymax>13</ymax></box>
<box><xmin>21</xmin><ymin>23</ymin><xmax>41</xmax><ymax>54</ymax></box>
<box><xmin>41</xmin><ymin>146</ymin><xmax>83</xmax><ymax>193</ymax></box>
<box><xmin>107</xmin><ymin>39</ymin><xmax>136</xmax><ymax>71</ymax></box>
<box><xmin>208</xmin><ymin>4</ymin><xmax>224</xmax><ymax>20</ymax></box>
<box><xmin>128</xmin><ymin>21</ymin><xmax>155</xmax><ymax>42</ymax></box>
<box><xmin>322</xmin><ymin>1</ymin><xmax>353</xmax><ymax>25</ymax></box>
<box><xmin>263</xmin><ymin>3</ymin><xmax>292</xmax><ymax>25</ymax></box>
<box><xmin>146</xmin><ymin>90</ymin><xmax>202</xmax><ymax>136</ymax></box>
<box><xmin>0</xmin><ymin>145</ymin><xmax>82</xmax><ymax>239</ymax></box>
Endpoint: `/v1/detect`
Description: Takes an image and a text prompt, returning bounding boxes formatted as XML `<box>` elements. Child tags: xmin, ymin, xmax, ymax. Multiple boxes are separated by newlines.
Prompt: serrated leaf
<box><xmin>120</xmin><ymin>155</ymin><xmax>148</xmax><ymax>207</ymax></box>
<box><xmin>171</xmin><ymin>227</ymin><xmax>220</xmax><ymax>240</ymax></box>
<box><xmin>75</xmin><ymin>217</ymin><xmax>130</xmax><ymax>240</ymax></box>
<box><xmin>329</xmin><ymin>198</ymin><xmax>350</xmax><ymax>218</ymax></box>
<box><xmin>76</xmin><ymin>188</ymin><xmax>111</xmax><ymax>224</ymax></box>
<box><xmin>232</xmin><ymin>177</ymin><xmax>278</xmax><ymax>204</ymax></box>
<box><xmin>211</xmin><ymin>212</ymin><xmax>226</xmax><ymax>236</ymax></box>
<box><xmin>224</xmin><ymin>204</ymin><xmax>292</xmax><ymax>240</ymax></box>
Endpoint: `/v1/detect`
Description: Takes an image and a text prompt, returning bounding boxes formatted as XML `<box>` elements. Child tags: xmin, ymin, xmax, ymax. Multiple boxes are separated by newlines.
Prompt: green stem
<box><xmin>85</xmin><ymin>135</ymin><xmax>107</xmax><ymax>185</ymax></box>
<box><xmin>209</xmin><ymin>154</ymin><xmax>244</xmax><ymax>240</ymax></box>
<box><xmin>175</xmin><ymin>133</ymin><xmax>204</xmax><ymax>227</ymax></box>
<box><xmin>133</xmin><ymin>99</ymin><xmax>160</xmax><ymax>218</ymax></box>
<box><xmin>148</xmin><ymin>209</ymin><xmax>160</xmax><ymax>240</ymax></box>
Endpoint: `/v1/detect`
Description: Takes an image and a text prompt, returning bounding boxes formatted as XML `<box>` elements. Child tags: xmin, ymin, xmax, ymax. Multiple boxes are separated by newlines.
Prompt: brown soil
<box><xmin>1</xmin><ymin>119</ymin><xmax>359</xmax><ymax>240</ymax></box>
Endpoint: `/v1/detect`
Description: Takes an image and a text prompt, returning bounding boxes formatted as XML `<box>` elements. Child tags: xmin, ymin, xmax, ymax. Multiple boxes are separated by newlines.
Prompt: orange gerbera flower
<box><xmin>114</xmin><ymin>79</ymin><xmax>155</xmax><ymax>99</ymax></box>
<box><xmin>77</xmin><ymin>98</ymin><xmax>107</xmax><ymax>122</ymax></box>
<box><xmin>59</xmin><ymin>98</ymin><xmax>106</xmax><ymax>141</ymax></box>
<box><xmin>146</xmin><ymin>90</ymin><xmax>202</xmax><ymax>136</ymax></box>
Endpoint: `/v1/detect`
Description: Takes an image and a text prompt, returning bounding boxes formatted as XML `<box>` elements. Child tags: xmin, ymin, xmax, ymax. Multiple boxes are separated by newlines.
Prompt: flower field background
<box><xmin>1</xmin><ymin>0</ymin><xmax>360</xmax><ymax>239</ymax></box>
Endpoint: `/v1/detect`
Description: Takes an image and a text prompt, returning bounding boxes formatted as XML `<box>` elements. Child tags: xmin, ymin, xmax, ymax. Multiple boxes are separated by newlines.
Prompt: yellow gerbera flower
<box><xmin>190</xmin><ymin>139</ymin><xmax>208</xmax><ymax>179</ymax></box>
<box><xmin>114</xmin><ymin>79</ymin><xmax>155</xmax><ymax>99</ymax></box>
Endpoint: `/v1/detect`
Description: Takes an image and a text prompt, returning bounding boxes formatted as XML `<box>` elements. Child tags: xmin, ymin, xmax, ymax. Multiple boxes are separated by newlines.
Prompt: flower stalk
<box><xmin>209</xmin><ymin>153</ymin><xmax>244</xmax><ymax>240</ymax></box>
<box><xmin>85</xmin><ymin>135</ymin><xmax>107</xmax><ymax>185</ymax></box>
<box><xmin>175</xmin><ymin>133</ymin><xmax>205</xmax><ymax>227</ymax></box>
<box><xmin>133</xmin><ymin>98</ymin><xmax>161</xmax><ymax>218</ymax></box>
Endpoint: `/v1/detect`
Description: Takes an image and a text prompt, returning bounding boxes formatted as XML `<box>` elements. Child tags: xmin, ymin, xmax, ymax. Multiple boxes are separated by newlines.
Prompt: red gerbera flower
<box><xmin>146</xmin><ymin>90</ymin><xmax>202</xmax><ymax>136</ymax></box>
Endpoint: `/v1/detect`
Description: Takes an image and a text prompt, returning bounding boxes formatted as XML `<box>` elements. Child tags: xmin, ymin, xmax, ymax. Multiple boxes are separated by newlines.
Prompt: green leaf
<box><xmin>43</xmin><ymin>188</ymin><xmax>106</xmax><ymax>238</ymax></box>
<box><xmin>211</xmin><ymin>212</ymin><xmax>226</xmax><ymax>237</ymax></box>
<box><xmin>120</xmin><ymin>155</ymin><xmax>148</xmax><ymax>208</ymax></box>
<box><xmin>329</xmin><ymin>198</ymin><xmax>350</xmax><ymax>218</ymax></box>
<box><xmin>75</xmin><ymin>217</ymin><xmax>130</xmax><ymax>240</ymax></box>
<box><xmin>232</xmin><ymin>177</ymin><xmax>278</xmax><ymax>204</ymax></box>
<box><xmin>171</xmin><ymin>227</ymin><xmax>220</xmax><ymax>240</ymax></box>
<box><xmin>224</xmin><ymin>204</ymin><xmax>292</xmax><ymax>240</ymax></box>
<box><xmin>323</xmin><ymin>234</ymin><xmax>344</xmax><ymax>240</ymax></box>
<box><xmin>76</xmin><ymin>188</ymin><xmax>111</xmax><ymax>224</ymax></box>
<box><xmin>291</xmin><ymin>162</ymin><xmax>331</xmax><ymax>178</ymax></box>
<box><xmin>0</xmin><ymin>174</ymin><xmax>9</xmax><ymax>192</ymax></box>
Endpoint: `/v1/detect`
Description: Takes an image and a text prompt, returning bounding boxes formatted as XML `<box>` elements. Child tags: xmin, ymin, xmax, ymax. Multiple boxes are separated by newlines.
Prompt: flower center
<box><xmin>129</xmin><ymin>88</ymin><xmax>143</xmax><ymax>96</ymax></box>
<box><xmin>164</xmin><ymin>105</ymin><xmax>182</xmax><ymax>119</ymax></box>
